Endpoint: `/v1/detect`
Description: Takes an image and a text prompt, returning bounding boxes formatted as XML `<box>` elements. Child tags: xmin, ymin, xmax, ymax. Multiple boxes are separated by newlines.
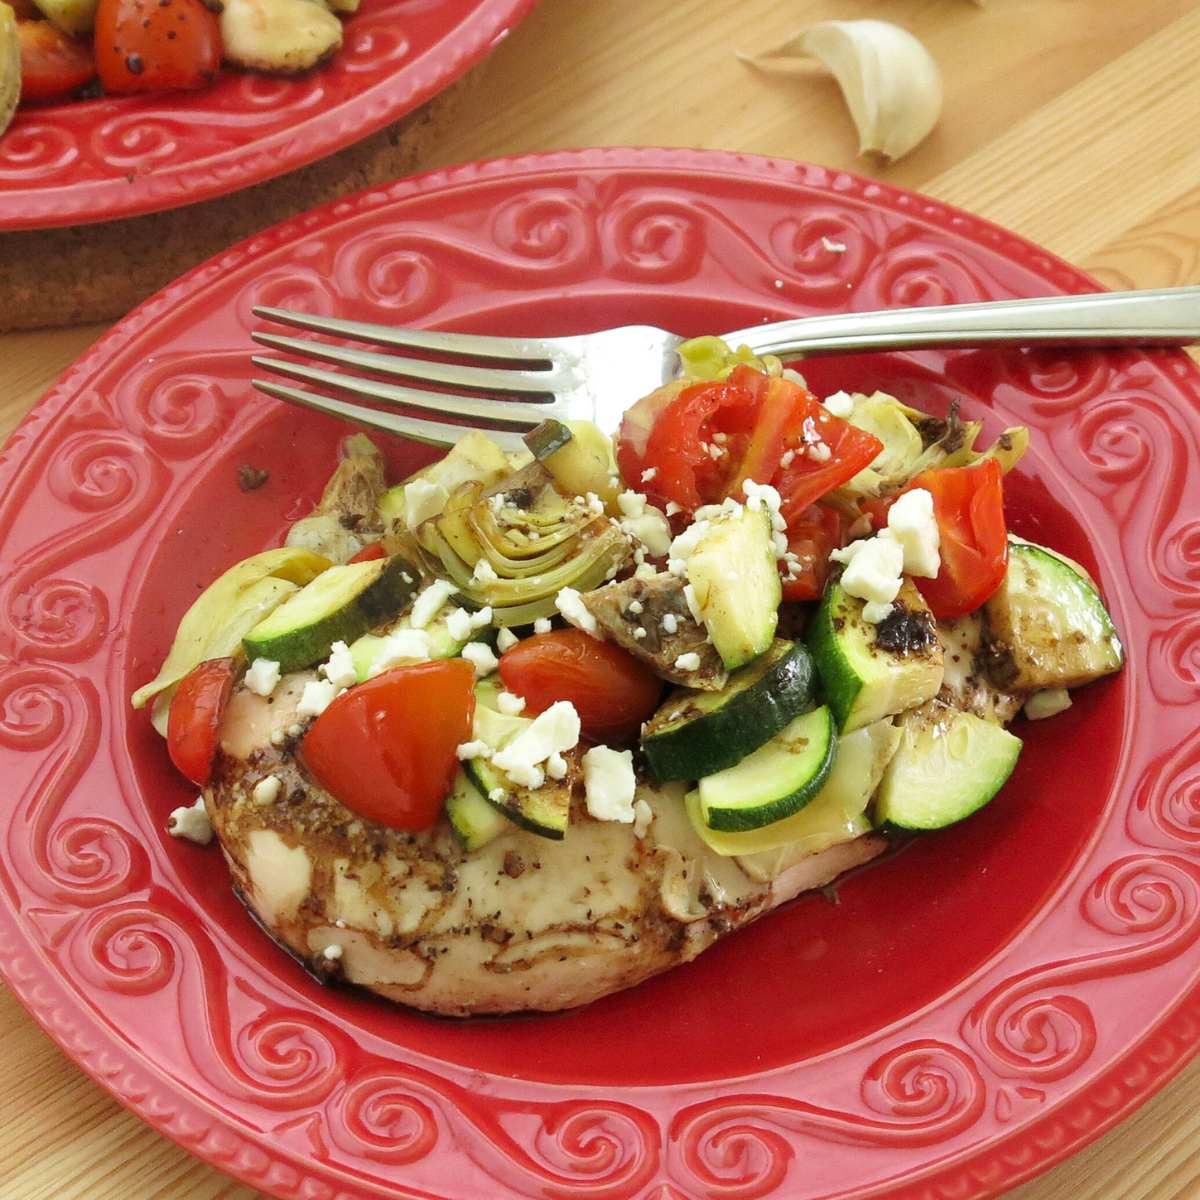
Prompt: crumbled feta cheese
<box><xmin>168</xmin><ymin>797</ymin><xmax>213</xmax><ymax>845</ymax></box>
<box><xmin>455</xmin><ymin>739</ymin><xmax>493</xmax><ymax>761</ymax></box>
<box><xmin>409</xmin><ymin>579</ymin><xmax>456</xmax><ymax>629</ymax></box>
<box><xmin>244</xmin><ymin>658</ymin><xmax>281</xmax><ymax>697</ymax></box>
<box><xmin>404</xmin><ymin>478</ymin><xmax>448</xmax><ymax>530</ymax></box>
<box><xmin>632</xmin><ymin>798</ymin><xmax>654</xmax><ymax>839</ymax></box>
<box><xmin>628</xmin><ymin>599</ymin><xmax>644</xmax><ymax>615</ymax></box>
<box><xmin>712</xmin><ymin>432</ymin><xmax>727</xmax><ymax>445</ymax></box>
<box><xmin>823</xmin><ymin>390</ymin><xmax>855</xmax><ymax>418</ymax></box>
<box><xmin>683</xmin><ymin>583</ymin><xmax>704</xmax><ymax>624</ymax></box>
<box><xmin>1024</xmin><ymin>688</ymin><xmax>1073</xmax><ymax>720</ymax></box>
<box><xmin>496</xmin><ymin>690</ymin><xmax>525</xmax><ymax>715</ymax></box>
<box><xmin>546</xmin><ymin>752</ymin><xmax>569</xmax><ymax>781</ymax></box>
<box><xmin>582</xmin><ymin>746</ymin><xmax>637</xmax><ymax>823</ymax></box>
<box><xmin>821</xmin><ymin>236</ymin><xmax>847</xmax><ymax>253</ymax></box>
<box><xmin>533</xmin><ymin>617</ymin><xmax>553</xmax><ymax>635</ymax></box>
<box><xmin>742</xmin><ymin>478</ymin><xmax>784</xmax><ymax>519</ymax></box>
<box><xmin>323</xmin><ymin>943</ymin><xmax>343</xmax><ymax>962</ymax></box>
<box><xmin>665</xmin><ymin>501</ymin><xmax>682</xmax><ymax>517</ymax></box>
<box><xmin>496</xmin><ymin>627</ymin><xmax>519</xmax><ymax>653</ymax></box>
<box><xmin>335</xmin><ymin>918</ymin><xmax>346</xmax><ymax>929</ymax></box>
<box><xmin>661</xmin><ymin>612</ymin><xmax>678</xmax><ymax>635</ymax></box>
<box><xmin>634</xmin><ymin>562</ymin><xmax>659</xmax><ymax>581</ymax></box>
<box><xmin>491</xmin><ymin>701</ymin><xmax>581</xmax><ymax>789</ymax></box>
<box><xmin>779</xmin><ymin>449</ymin><xmax>796</xmax><ymax>469</ymax></box>
<box><xmin>297</xmin><ymin>678</ymin><xmax>338</xmax><ymax>717</ymax></box>
<box><xmin>621</xmin><ymin>507</ymin><xmax>673</xmax><ymax>557</ymax></box>
<box><xmin>462</xmin><ymin>642</ymin><xmax>499</xmax><ymax>676</ymax></box>
<box><xmin>668</xmin><ymin>519</ymin><xmax>711</xmax><ymax>563</ymax></box>
<box><xmin>556</xmin><ymin>587</ymin><xmax>598</xmax><ymax>635</ymax></box>
<box><xmin>835</xmin><ymin>535</ymin><xmax>904</xmax><ymax>623</ymax></box>
<box><xmin>641</xmin><ymin>467</ymin><xmax>658</xmax><ymax>483</ymax></box>
<box><xmin>882</xmin><ymin>487</ymin><xmax>941</xmax><ymax>578</ymax></box>
<box><xmin>252</xmin><ymin>775</ymin><xmax>282</xmax><ymax>805</ymax></box>
<box><xmin>633</xmin><ymin>628</ymin><xmax>648</xmax><ymax>639</ymax></box>
<box><xmin>674</xmin><ymin>651</ymin><xmax>702</xmax><ymax>671</ymax></box>
<box><xmin>270</xmin><ymin>729</ymin><xmax>286</xmax><ymax>747</ymax></box>
<box><xmin>371</xmin><ymin>628</ymin><xmax>431</xmax><ymax>673</ymax></box>
<box><xmin>617</xmin><ymin>491</ymin><xmax>648</xmax><ymax>519</ymax></box>
<box><xmin>471</xmin><ymin>558</ymin><xmax>499</xmax><ymax>585</ymax></box>
<box><xmin>287</xmin><ymin>723</ymin><xmax>303</xmax><ymax>738</ymax></box>
<box><xmin>445</xmin><ymin>607</ymin><xmax>474</xmax><ymax>642</ymax></box>
<box><xmin>808</xmin><ymin>442</ymin><xmax>832</xmax><ymax>462</ymax></box>
<box><xmin>527</xmin><ymin>530</ymin><xmax>541</xmax><ymax>542</ymax></box>
<box><xmin>320</xmin><ymin>641</ymin><xmax>358</xmax><ymax>690</ymax></box>
<box><xmin>488</xmin><ymin>787</ymin><xmax>507</xmax><ymax>803</ymax></box>
<box><xmin>584</xmin><ymin>492</ymin><xmax>606</xmax><ymax>515</ymax></box>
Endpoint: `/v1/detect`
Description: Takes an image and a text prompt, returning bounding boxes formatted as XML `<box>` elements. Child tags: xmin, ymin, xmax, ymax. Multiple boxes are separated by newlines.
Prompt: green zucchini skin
<box><xmin>641</xmin><ymin>640</ymin><xmax>816</xmax><ymax>781</ymax></box>
<box><xmin>445</xmin><ymin>771</ymin><xmax>512</xmax><ymax>851</ymax></box>
<box><xmin>243</xmin><ymin>555</ymin><xmax>420</xmax><ymax>673</ymax></box>
<box><xmin>464</xmin><ymin>758</ymin><xmax>569</xmax><ymax>840</ymax></box>
<box><xmin>698</xmin><ymin>706</ymin><xmax>836</xmax><ymax>832</ymax></box>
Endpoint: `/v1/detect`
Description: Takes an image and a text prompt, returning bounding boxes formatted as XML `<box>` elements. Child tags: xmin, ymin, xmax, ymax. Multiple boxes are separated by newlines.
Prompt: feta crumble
<box><xmin>661</xmin><ymin>613</ymin><xmax>678</xmax><ymax>635</ymax></box>
<box><xmin>584</xmin><ymin>492</ymin><xmax>606</xmax><ymax>515</ymax></box>
<box><xmin>621</xmin><ymin>506</ymin><xmax>673</xmax><ymax>557</ymax></box>
<box><xmin>632</xmin><ymin>798</ymin><xmax>654</xmax><ymax>839</ymax></box>
<box><xmin>409</xmin><ymin>579</ymin><xmax>456</xmax><ymax>629</ymax></box>
<box><xmin>496</xmin><ymin>627</ymin><xmax>519</xmax><ymax>653</ymax></box>
<box><xmin>371</xmin><ymin>628</ymin><xmax>431</xmax><ymax>673</ymax></box>
<box><xmin>244</xmin><ymin>658</ymin><xmax>281</xmax><ymax>697</ymax></box>
<box><xmin>491</xmin><ymin>701</ymin><xmax>581</xmax><ymax>789</ymax></box>
<box><xmin>683</xmin><ymin>583</ymin><xmax>704</xmax><ymax>624</ymax></box>
<box><xmin>404</xmin><ymin>478</ymin><xmax>448</xmax><ymax>530</ymax></box>
<box><xmin>556</xmin><ymin>586</ymin><xmax>598</xmax><ymax>635</ymax></box>
<box><xmin>297</xmin><ymin>678</ymin><xmax>339</xmax><ymax>717</ymax></box>
<box><xmin>823</xmin><ymin>390</ymin><xmax>855</xmax><ymax>418</ymax></box>
<box><xmin>462</xmin><ymin>642</ymin><xmax>499</xmax><ymax>677</ymax></box>
<box><xmin>496</xmin><ymin>690</ymin><xmax>526</xmax><ymax>715</ymax></box>
<box><xmin>634</xmin><ymin>562</ymin><xmax>659</xmax><ymax>581</ymax></box>
<box><xmin>674</xmin><ymin>651</ymin><xmax>701</xmax><ymax>671</ymax></box>
<box><xmin>252</xmin><ymin>775</ymin><xmax>282</xmax><ymax>805</ymax></box>
<box><xmin>665</xmin><ymin>501</ymin><xmax>682</xmax><ymax>517</ymax></box>
<box><xmin>455</xmin><ymin>739</ymin><xmax>493</xmax><ymax>761</ymax></box>
<box><xmin>641</xmin><ymin>467</ymin><xmax>658</xmax><ymax>483</ymax></box>
<box><xmin>628</xmin><ymin>599</ymin><xmax>644</xmax><ymax>615</ymax></box>
<box><xmin>168</xmin><ymin>797</ymin><xmax>213</xmax><ymax>845</ymax></box>
<box><xmin>319</xmin><ymin>641</ymin><xmax>358</xmax><ymax>690</ymax></box>
<box><xmin>832</xmin><ymin>535</ymin><xmax>904</xmax><ymax>623</ymax></box>
<box><xmin>533</xmin><ymin>617</ymin><xmax>553</xmax><ymax>635</ymax></box>
<box><xmin>633</xmin><ymin>628</ymin><xmax>648</xmax><ymax>639</ymax></box>
<box><xmin>322</xmin><ymin>944</ymin><xmax>343</xmax><ymax>962</ymax></box>
<box><xmin>445</xmin><ymin>608</ymin><xmax>474</xmax><ymax>642</ymax></box>
<box><xmin>616</xmin><ymin>491</ymin><xmax>648</xmax><ymax>519</ymax></box>
<box><xmin>546</xmin><ymin>752</ymin><xmax>569</xmax><ymax>781</ymax></box>
<box><xmin>882</xmin><ymin>487</ymin><xmax>940</xmax><ymax>578</ymax></box>
<box><xmin>471</xmin><ymin>557</ymin><xmax>499</xmax><ymax>585</ymax></box>
<box><xmin>582</xmin><ymin>746</ymin><xmax>637</xmax><ymax>823</ymax></box>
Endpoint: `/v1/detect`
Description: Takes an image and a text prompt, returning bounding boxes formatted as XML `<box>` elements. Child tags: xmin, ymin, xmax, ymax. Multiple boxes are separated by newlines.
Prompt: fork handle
<box><xmin>724</xmin><ymin>286</ymin><xmax>1200</xmax><ymax>358</ymax></box>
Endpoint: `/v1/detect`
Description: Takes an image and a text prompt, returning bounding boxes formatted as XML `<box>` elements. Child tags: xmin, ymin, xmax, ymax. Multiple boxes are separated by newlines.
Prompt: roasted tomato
<box><xmin>17</xmin><ymin>20</ymin><xmax>95</xmax><ymax>101</ymax></box>
<box><xmin>347</xmin><ymin>541</ymin><xmax>387</xmax><ymax>564</ymax></box>
<box><xmin>780</xmin><ymin>503</ymin><xmax>845</xmax><ymax>603</ymax></box>
<box><xmin>167</xmin><ymin>657</ymin><xmax>237</xmax><ymax>786</ymax></box>
<box><xmin>301</xmin><ymin>660</ymin><xmax>475</xmax><ymax>832</ymax></box>
<box><xmin>94</xmin><ymin>0</ymin><xmax>220</xmax><ymax>95</ymax></box>
<box><xmin>870</xmin><ymin>459</ymin><xmax>1008</xmax><ymax>620</ymax></box>
<box><xmin>499</xmin><ymin>629</ymin><xmax>664</xmax><ymax>743</ymax></box>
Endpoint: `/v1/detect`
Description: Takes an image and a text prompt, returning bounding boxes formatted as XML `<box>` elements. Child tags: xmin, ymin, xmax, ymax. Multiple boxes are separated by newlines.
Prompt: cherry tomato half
<box><xmin>870</xmin><ymin>459</ymin><xmax>1008</xmax><ymax>621</ymax></box>
<box><xmin>17</xmin><ymin>20</ymin><xmax>95</xmax><ymax>101</ymax></box>
<box><xmin>499</xmin><ymin>629</ymin><xmax>663</xmax><ymax>744</ymax></box>
<box><xmin>167</xmin><ymin>657</ymin><xmax>237</xmax><ymax>786</ymax></box>
<box><xmin>302</xmin><ymin>660</ymin><xmax>475</xmax><ymax>832</ymax></box>
<box><xmin>94</xmin><ymin>0</ymin><xmax>220</xmax><ymax>95</ymax></box>
<box><xmin>780</xmin><ymin>503</ymin><xmax>844</xmax><ymax>603</ymax></box>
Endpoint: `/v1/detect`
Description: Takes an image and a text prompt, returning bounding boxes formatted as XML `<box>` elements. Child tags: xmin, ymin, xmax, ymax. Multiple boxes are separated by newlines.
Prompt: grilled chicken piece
<box><xmin>582</xmin><ymin>573</ymin><xmax>728</xmax><ymax>691</ymax></box>
<box><xmin>206</xmin><ymin>680</ymin><xmax>886</xmax><ymax>1016</ymax></box>
<box><xmin>285</xmin><ymin>434</ymin><xmax>386</xmax><ymax>563</ymax></box>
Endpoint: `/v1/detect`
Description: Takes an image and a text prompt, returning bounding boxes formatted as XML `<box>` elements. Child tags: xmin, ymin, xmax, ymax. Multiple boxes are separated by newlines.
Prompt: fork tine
<box><xmin>253</xmin><ymin>306</ymin><xmax>558</xmax><ymax>365</ymax></box>
<box><xmin>251</xmin><ymin>379</ymin><xmax>530</xmax><ymax>451</ymax></box>
<box><xmin>251</xmin><ymin>356</ymin><xmax>556</xmax><ymax>429</ymax></box>
<box><xmin>252</xmin><ymin>331</ymin><xmax>560</xmax><ymax>397</ymax></box>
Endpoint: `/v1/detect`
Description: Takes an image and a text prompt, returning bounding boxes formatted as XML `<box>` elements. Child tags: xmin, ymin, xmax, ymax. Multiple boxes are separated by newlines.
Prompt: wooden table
<box><xmin>3</xmin><ymin>1</ymin><xmax>1199</xmax><ymax>1196</ymax></box>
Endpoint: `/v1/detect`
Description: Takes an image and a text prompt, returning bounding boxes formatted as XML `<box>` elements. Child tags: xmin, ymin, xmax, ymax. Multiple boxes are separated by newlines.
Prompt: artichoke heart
<box><xmin>417</xmin><ymin>478</ymin><xmax>633</xmax><ymax>626</ymax></box>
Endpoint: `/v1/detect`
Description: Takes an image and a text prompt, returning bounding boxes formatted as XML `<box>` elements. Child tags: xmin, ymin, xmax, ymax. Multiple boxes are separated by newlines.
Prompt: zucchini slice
<box><xmin>445</xmin><ymin>770</ymin><xmax>513</xmax><ymax>851</ymax></box>
<box><xmin>686</xmin><ymin>717</ymin><xmax>900</xmax><ymax>861</ymax></box>
<box><xmin>687</xmin><ymin>505</ymin><xmax>781</xmax><ymax>670</ymax></box>
<box><xmin>641</xmin><ymin>639</ymin><xmax>815</xmax><ymax>781</ymax></box>
<box><xmin>874</xmin><ymin>706</ymin><xmax>1021</xmax><ymax>831</ymax></box>
<box><xmin>524</xmin><ymin>418</ymin><xmax>620</xmax><ymax>504</ymax></box>
<box><xmin>808</xmin><ymin>578</ymin><xmax>944</xmax><ymax>732</ymax></box>
<box><xmin>984</xmin><ymin>538</ymin><xmax>1124</xmax><ymax>690</ymax></box>
<box><xmin>243</xmin><ymin>555</ymin><xmax>419</xmax><ymax>673</ymax></box>
<box><xmin>464</xmin><ymin>701</ymin><xmax>572</xmax><ymax>840</ymax></box>
<box><xmin>697</xmin><ymin>706</ymin><xmax>835</xmax><ymax>832</ymax></box>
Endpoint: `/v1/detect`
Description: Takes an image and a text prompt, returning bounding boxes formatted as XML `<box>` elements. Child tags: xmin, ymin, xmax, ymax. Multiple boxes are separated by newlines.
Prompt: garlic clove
<box><xmin>742</xmin><ymin>19</ymin><xmax>943</xmax><ymax>163</ymax></box>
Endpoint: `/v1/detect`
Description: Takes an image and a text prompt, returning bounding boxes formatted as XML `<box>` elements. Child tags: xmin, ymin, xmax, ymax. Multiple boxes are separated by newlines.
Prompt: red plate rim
<box><xmin>2</xmin><ymin>147</ymin><xmax>1200</xmax><ymax>1200</ymax></box>
<box><xmin>0</xmin><ymin>0</ymin><xmax>539</xmax><ymax>230</ymax></box>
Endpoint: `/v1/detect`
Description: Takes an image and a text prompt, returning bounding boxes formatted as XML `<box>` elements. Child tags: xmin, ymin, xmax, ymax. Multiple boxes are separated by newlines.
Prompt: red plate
<box><xmin>2</xmin><ymin>148</ymin><xmax>1200</xmax><ymax>1200</ymax></box>
<box><xmin>0</xmin><ymin>0</ymin><xmax>537</xmax><ymax>230</ymax></box>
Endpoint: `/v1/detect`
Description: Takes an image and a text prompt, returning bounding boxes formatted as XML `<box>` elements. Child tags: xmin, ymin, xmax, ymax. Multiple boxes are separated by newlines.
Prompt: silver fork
<box><xmin>251</xmin><ymin>286</ymin><xmax>1200</xmax><ymax>449</ymax></box>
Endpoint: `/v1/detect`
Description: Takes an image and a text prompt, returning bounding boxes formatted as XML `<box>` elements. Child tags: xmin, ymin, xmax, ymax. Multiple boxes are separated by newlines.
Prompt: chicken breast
<box><xmin>206</xmin><ymin>679</ymin><xmax>886</xmax><ymax>1016</ymax></box>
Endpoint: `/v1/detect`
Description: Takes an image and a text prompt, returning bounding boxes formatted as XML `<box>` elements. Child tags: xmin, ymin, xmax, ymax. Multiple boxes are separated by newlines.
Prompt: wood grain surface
<box><xmin>2</xmin><ymin>1</ymin><xmax>1199</xmax><ymax>1197</ymax></box>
